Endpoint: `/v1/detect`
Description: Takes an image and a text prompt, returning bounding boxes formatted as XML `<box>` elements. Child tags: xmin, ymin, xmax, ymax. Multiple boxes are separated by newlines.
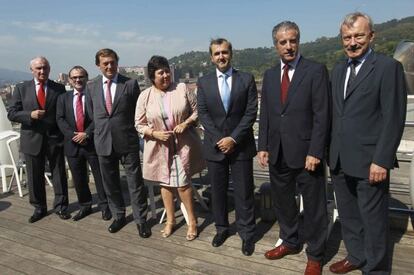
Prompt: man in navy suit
<box><xmin>197</xmin><ymin>38</ymin><xmax>258</xmax><ymax>256</ymax></box>
<box><xmin>258</xmin><ymin>21</ymin><xmax>329</xmax><ymax>275</ymax></box>
<box><xmin>56</xmin><ymin>66</ymin><xmax>111</xmax><ymax>221</ymax></box>
<box><xmin>328</xmin><ymin>12</ymin><xmax>406</xmax><ymax>274</ymax></box>
<box><xmin>8</xmin><ymin>56</ymin><xmax>70</xmax><ymax>222</ymax></box>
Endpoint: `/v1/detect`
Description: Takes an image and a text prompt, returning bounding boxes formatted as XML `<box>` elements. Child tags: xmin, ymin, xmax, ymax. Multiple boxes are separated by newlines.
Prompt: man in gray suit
<box><xmin>329</xmin><ymin>12</ymin><xmax>406</xmax><ymax>274</ymax></box>
<box><xmin>86</xmin><ymin>48</ymin><xmax>150</xmax><ymax>237</ymax></box>
<box><xmin>8</xmin><ymin>56</ymin><xmax>70</xmax><ymax>222</ymax></box>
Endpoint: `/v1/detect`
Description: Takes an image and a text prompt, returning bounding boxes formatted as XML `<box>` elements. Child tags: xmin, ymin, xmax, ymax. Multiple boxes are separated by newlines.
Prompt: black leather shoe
<box><xmin>102</xmin><ymin>208</ymin><xmax>112</xmax><ymax>221</ymax></box>
<box><xmin>28</xmin><ymin>210</ymin><xmax>47</xmax><ymax>223</ymax></box>
<box><xmin>212</xmin><ymin>231</ymin><xmax>228</xmax><ymax>247</ymax></box>
<box><xmin>242</xmin><ymin>240</ymin><xmax>255</xmax><ymax>256</ymax></box>
<box><xmin>137</xmin><ymin>222</ymin><xmax>152</xmax><ymax>238</ymax></box>
<box><xmin>108</xmin><ymin>217</ymin><xmax>126</xmax><ymax>233</ymax></box>
<box><xmin>56</xmin><ymin>210</ymin><xmax>71</xmax><ymax>220</ymax></box>
<box><xmin>72</xmin><ymin>207</ymin><xmax>92</xmax><ymax>221</ymax></box>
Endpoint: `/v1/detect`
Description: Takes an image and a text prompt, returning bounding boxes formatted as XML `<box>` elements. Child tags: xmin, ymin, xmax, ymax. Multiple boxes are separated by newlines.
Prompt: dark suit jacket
<box><xmin>86</xmin><ymin>74</ymin><xmax>141</xmax><ymax>156</ymax></box>
<box><xmin>329</xmin><ymin>51</ymin><xmax>407</xmax><ymax>178</ymax></box>
<box><xmin>56</xmin><ymin>90</ymin><xmax>95</xmax><ymax>157</ymax></box>
<box><xmin>8</xmin><ymin>79</ymin><xmax>65</xmax><ymax>156</ymax></box>
<box><xmin>258</xmin><ymin>57</ymin><xmax>330</xmax><ymax>169</ymax></box>
<box><xmin>197</xmin><ymin>68</ymin><xmax>258</xmax><ymax>161</ymax></box>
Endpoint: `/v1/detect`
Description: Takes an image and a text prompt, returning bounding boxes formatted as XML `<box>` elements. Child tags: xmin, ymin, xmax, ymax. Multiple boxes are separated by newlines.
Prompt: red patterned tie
<box><xmin>105</xmin><ymin>80</ymin><xmax>112</xmax><ymax>114</ymax></box>
<box><xmin>280</xmin><ymin>64</ymin><xmax>290</xmax><ymax>104</ymax></box>
<box><xmin>37</xmin><ymin>82</ymin><xmax>46</xmax><ymax>109</ymax></box>
<box><xmin>75</xmin><ymin>92</ymin><xmax>84</xmax><ymax>132</ymax></box>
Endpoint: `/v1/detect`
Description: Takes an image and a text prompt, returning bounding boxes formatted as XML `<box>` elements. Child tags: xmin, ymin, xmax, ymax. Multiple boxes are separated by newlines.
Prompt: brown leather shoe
<box><xmin>329</xmin><ymin>259</ymin><xmax>358</xmax><ymax>274</ymax></box>
<box><xmin>305</xmin><ymin>260</ymin><xmax>322</xmax><ymax>275</ymax></box>
<box><xmin>264</xmin><ymin>244</ymin><xmax>301</xmax><ymax>260</ymax></box>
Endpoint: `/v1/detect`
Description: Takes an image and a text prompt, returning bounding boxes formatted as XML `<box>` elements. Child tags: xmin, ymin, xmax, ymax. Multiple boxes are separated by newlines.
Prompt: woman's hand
<box><xmin>153</xmin><ymin>130</ymin><xmax>174</xmax><ymax>141</ymax></box>
<box><xmin>173</xmin><ymin>122</ymin><xmax>189</xmax><ymax>134</ymax></box>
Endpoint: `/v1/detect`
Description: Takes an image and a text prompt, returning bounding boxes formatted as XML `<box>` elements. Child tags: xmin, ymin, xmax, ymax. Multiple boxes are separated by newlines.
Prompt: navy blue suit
<box><xmin>329</xmin><ymin>51</ymin><xmax>407</xmax><ymax>273</ymax></box>
<box><xmin>258</xmin><ymin>56</ymin><xmax>330</xmax><ymax>261</ymax></box>
<box><xmin>56</xmin><ymin>90</ymin><xmax>108</xmax><ymax>211</ymax></box>
<box><xmin>197</xmin><ymin>68</ymin><xmax>257</xmax><ymax>241</ymax></box>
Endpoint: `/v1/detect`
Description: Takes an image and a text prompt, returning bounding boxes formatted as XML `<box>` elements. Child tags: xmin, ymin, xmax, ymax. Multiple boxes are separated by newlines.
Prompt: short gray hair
<box><xmin>29</xmin><ymin>56</ymin><xmax>50</xmax><ymax>69</ymax></box>
<box><xmin>272</xmin><ymin>21</ymin><xmax>300</xmax><ymax>46</ymax></box>
<box><xmin>340</xmin><ymin>12</ymin><xmax>374</xmax><ymax>35</ymax></box>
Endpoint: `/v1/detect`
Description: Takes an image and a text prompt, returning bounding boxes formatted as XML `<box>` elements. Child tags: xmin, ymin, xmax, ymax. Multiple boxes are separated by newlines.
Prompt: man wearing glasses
<box><xmin>56</xmin><ymin>66</ymin><xmax>111</xmax><ymax>221</ymax></box>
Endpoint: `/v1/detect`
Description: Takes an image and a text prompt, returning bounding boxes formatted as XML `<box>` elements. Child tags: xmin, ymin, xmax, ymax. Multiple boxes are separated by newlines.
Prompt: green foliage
<box><xmin>169</xmin><ymin>16</ymin><xmax>414</xmax><ymax>80</ymax></box>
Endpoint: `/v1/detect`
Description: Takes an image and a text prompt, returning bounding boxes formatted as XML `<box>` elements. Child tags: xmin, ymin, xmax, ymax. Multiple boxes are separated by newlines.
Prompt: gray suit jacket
<box><xmin>86</xmin><ymin>74</ymin><xmax>141</xmax><ymax>156</ymax></box>
<box><xmin>197</xmin><ymin>68</ymin><xmax>258</xmax><ymax>161</ymax></box>
<box><xmin>8</xmin><ymin>79</ymin><xmax>65</xmax><ymax>156</ymax></box>
<box><xmin>329</xmin><ymin>51</ymin><xmax>407</xmax><ymax>178</ymax></box>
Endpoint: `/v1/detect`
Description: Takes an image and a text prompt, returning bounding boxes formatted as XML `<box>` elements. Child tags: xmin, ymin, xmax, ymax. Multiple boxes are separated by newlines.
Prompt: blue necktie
<box><xmin>220</xmin><ymin>73</ymin><xmax>230</xmax><ymax>113</ymax></box>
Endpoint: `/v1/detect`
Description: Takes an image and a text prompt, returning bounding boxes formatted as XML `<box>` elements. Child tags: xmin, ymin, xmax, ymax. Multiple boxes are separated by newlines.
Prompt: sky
<box><xmin>0</xmin><ymin>0</ymin><xmax>413</xmax><ymax>78</ymax></box>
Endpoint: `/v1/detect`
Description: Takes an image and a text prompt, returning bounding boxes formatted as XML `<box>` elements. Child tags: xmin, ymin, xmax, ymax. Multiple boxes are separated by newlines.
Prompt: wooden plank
<box><xmin>1</xmin><ymin>184</ymin><xmax>414</xmax><ymax>275</ymax></box>
<box><xmin>0</xmin><ymin>253</ymin><xmax>69</xmax><ymax>275</ymax></box>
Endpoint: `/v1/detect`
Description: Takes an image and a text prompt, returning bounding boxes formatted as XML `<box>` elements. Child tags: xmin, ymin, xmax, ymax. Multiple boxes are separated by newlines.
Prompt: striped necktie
<box><xmin>105</xmin><ymin>80</ymin><xmax>112</xmax><ymax>114</ymax></box>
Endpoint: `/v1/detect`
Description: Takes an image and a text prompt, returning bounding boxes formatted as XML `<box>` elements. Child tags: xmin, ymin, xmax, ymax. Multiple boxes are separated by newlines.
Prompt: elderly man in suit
<box><xmin>197</xmin><ymin>38</ymin><xmax>258</xmax><ymax>256</ymax></box>
<box><xmin>328</xmin><ymin>12</ymin><xmax>406</xmax><ymax>274</ymax></box>
<box><xmin>56</xmin><ymin>66</ymin><xmax>111</xmax><ymax>221</ymax></box>
<box><xmin>86</xmin><ymin>48</ymin><xmax>150</xmax><ymax>237</ymax></box>
<box><xmin>258</xmin><ymin>21</ymin><xmax>329</xmax><ymax>275</ymax></box>
<box><xmin>8</xmin><ymin>56</ymin><xmax>70</xmax><ymax>222</ymax></box>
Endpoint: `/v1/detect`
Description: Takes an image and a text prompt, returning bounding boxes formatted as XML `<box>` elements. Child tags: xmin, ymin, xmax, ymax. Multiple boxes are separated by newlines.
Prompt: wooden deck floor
<box><xmin>0</xmin><ymin>183</ymin><xmax>414</xmax><ymax>275</ymax></box>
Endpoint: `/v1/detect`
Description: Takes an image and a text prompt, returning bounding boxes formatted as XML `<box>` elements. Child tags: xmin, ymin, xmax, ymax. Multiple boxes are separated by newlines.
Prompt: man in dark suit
<box><xmin>328</xmin><ymin>12</ymin><xmax>406</xmax><ymax>274</ymax></box>
<box><xmin>257</xmin><ymin>21</ymin><xmax>329</xmax><ymax>275</ymax></box>
<box><xmin>56</xmin><ymin>66</ymin><xmax>111</xmax><ymax>221</ymax></box>
<box><xmin>8</xmin><ymin>56</ymin><xmax>70</xmax><ymax>222</ymax></box>
<box><xmin>197</xmin><ymin>38</ymin><xmax>258</xmax><ymax>256</ymax></box>
<box><xmin>85</xmin><ymin>48</ymin><xmax>150</xmax><ymax>238</ymax></box>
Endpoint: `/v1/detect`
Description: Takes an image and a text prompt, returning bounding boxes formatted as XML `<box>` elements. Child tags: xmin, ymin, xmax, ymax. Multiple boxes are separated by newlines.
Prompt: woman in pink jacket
<box><xmin>135</xmin><ymin>56</ymin><xmax>205</xmax><ymax>241</ymax></box>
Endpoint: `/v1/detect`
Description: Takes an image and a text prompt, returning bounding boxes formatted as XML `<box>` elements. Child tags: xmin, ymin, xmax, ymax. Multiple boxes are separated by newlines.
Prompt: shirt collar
<box><xmin>216</xmin><ymin>67</ymin><xmax>233</xmax><ymax>78</ymax></box>
<box><xmin>347</xmin><ymin>48</ymin><xmax>372</xmax><ymax>65</ymax></box>
<box><xmin>102</xmin><ymin>74</ymin><xmax>118</xmax><ymax>84</ymax></box>
<box><xmin>280</xmin><ymin>53</ymin><xmax>301</xmax><ymax>70</ymax></box>
<box><xmin>73</xmin><ymin>88</ymin><xmax>83</xmax><ymax>96</ymax></box>
<box><xmin>34</xmin><ymin>78</ymin><xmax>48</xmax><ymax>86</ymax></box>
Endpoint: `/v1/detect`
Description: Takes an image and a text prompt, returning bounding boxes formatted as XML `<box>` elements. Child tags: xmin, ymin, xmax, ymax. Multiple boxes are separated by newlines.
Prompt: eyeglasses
<box><xmin>70</xmin><ymin>76</ymin><xmax>86</xmax><ymax>80</ymax></box>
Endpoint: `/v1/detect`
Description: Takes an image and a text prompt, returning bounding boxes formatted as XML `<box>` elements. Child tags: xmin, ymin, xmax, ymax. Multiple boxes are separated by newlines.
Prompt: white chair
<box><xmin>0</xmin><ymin>130</ymin><xmax>23</xmax><ymax>197</ymax></box>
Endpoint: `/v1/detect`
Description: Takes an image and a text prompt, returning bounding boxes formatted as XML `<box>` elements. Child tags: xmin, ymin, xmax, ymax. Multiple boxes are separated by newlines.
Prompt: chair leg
<box><xmin>1</xmin><ymin>167</ymin><xmax>7</xmax><ymax>194</ymax></box>
<box><xmin>44</xmin><ymin>173</ymin><xmax>53</xmax><ymax>187</ymax></box>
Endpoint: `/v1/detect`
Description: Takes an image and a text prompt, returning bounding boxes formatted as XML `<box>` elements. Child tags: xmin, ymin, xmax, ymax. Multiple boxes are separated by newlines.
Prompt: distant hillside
<box><xmin>170</xmin><ymin>16</ymin><xmax>414</xmax><ymax>80</ymax></box>
<box><xmin>0</xmin><ymin>68</ymin><xmax>32</xmax><ymax>85</ymax></box>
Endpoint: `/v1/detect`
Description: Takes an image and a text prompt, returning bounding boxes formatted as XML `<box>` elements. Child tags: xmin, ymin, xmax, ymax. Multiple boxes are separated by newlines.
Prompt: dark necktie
<box><xmin>75</xmin><ymin>92</ymin><xmax>84</xmax><ymax>132</ymax></box>
<box><xmin>105</xmin><ymin>80</ymin><xmax>112</xmax><ymax>114</ymax></box>
<box><xmin>37</xmin><ymin>82</ymin><xmax>46</xmax><ymax>109</ymax></box>
<box><xmin>345</xmin><ymin>59</ymin><xmax>360</xmax><ymax>97</ymax></box>
<box><xmin>280</xmin><ymin>64</ymin><xmax>290</xmax><ymax>104</ymax></box>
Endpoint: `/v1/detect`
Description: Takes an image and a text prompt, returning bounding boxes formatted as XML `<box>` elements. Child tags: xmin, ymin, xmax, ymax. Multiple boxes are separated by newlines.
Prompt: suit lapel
<box><xmin>68</xmin><ymin>91</ymin><xmax>76</xmax><ymax>125</ymax></box>
<box><xmin>208</xmin><ymin>73</ymin><xmax>226</xmax><ymax>115</ymax></box>
<box><xmin>345</xmin><ymin>52</ymin><xmax>376</xmax><ymax>100</ymax></box>
<box><xmin>227</xmin><ymin>69</ymin><xmax>239</xmax><ymax>114</ymax></box>
<box><xmin>282</xmin><ymin>57</ymin><xmax>308</xmax><ymax>112</ymax></box>
<box><xmin>335</xmin><ymin>61</ymin><xmax>347</xmax><ymax>111</ymax></box>
<box><xmin>27</xmin><ymin>80</ymin><xmax>39</xmax><ymax>109</ymax></box>
<box><xmin>111</xmin><ymin>75</ymin><xmax>126</xmax><ymax>113</ymax></box>
<box><xmin>269</xmin><ymin>66</ymin><xmax>283</xmax><ymax>112</ymax></box>
<box><xmin>44</xmin><ymin>80</ymin><xmax>56</xmax><ymax>110</ymax></box>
